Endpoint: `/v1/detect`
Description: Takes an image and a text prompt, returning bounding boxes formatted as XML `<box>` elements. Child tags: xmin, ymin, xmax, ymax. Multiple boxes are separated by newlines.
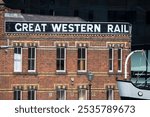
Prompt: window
<box><xmin>56</xmin><ymin>89</ymin><xmax>66</xmax><ymax>100</ymax></box>
<box><xmin>78</xmin><ymin>88</ymin><xmax>87</xmax><ymax>100</ymax></box>
<box><xmin>14</xmin><ymin>89</ymin><xmax>22</xmax><ymax>100</ymax></box>
<box><xmin>14</xmin><ymin>47</ymin><xmax>22</xmax><ymax>72</ymax></box>
<box><xmin>28</xmin><ymin>89</ymin><xmax>36</xmax><ymax>100</ymax></box>
<box><xmin>56</xmin><ymin>47</ymin><xmax>66</xmax><ymax>72</ymax></box>
<box><xmin>107</xmin><ymin>88</ymin><xmax>114</xmax><ymax>100</ymax></box>
<box><xmin>109</xmin><ymin>48</ymin><xmax>113</xmax><ymax>72</ymax></box>
<box><xmin>28</xmin><ymin>47</ymin><xmax>36</xmax><ymax>72</ymax></box>
<box><xmin>131</xmin><ymin>51</ymin><xmax>146</xmax><ymax>72</ymax></box>
<box><xmin>78</xmin><ymin>47</ymin><xmax>87</xmax><ymax>72</ymax></box>
<box><xmin>118</xmin><ymin>48</ymin><xmax>122</xmax><ymax>72</ymax></box>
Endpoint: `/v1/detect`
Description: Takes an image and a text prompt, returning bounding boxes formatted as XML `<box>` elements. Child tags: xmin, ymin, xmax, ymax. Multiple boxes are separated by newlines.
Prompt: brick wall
<box><xmin>0</xmin><ymin>7</ymin><xmax>131</xmax><ymax>100</ymax></box>
<box><xmin>0</xmin><ymin>33</ymin><xmax>131</xmax><ymax>100</ymax></box>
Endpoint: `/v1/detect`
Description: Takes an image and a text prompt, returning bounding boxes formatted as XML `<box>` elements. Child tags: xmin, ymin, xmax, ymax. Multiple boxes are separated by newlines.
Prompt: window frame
<box><xmin>78</xmin><ymin>88</ymin><xmax>87</xmax><ymax>100</ymax></box>
<box><xmin>118</xmin><ymin>48</ymin><xmax>122</xmax><ymax>72</ymax></box>
<box><xmin>14</xmin><ymin>47</ymin><xmax>22</xmax><ymax>72</ymax></box>
<box><xmin>56</xmin><ymin>89</ymin><xmax>66</xmax><ymax>100</ymax></box>
<box><xmin>109</xmin><ymin>48</ymin><xmax>114</xmax><ymax>72</ymax></box>
<box><xmin>14</xmin><ymin>89</ymin><xmax>22</xmax><ymax>100</ymax></box>
<box><xmin>28</xmin><ymin>89</ymin><xmax>36</xmax><ymax>100</ymax></box>
<box><xmin>28</xmin><ymin>47</ymin><xmax>36</xmax><ymax>72</ymax></box>
<box><xmin>77</xmin><ymin>47</ymin><xmax>87</xmax><ymax>73</ymax></box>
<box><xmin>56</xmin><ymin>47</ymin><xmax>66</xmax><ymax>73</ymax></box>
<box><xmin>107</xmin><ymin>88</ymin><xmax>114</xmax><ymax>100</ymax></box>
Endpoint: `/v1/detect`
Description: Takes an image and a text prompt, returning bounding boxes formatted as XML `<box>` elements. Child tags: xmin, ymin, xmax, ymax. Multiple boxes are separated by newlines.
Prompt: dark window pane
<box><xmin>78</xmin><ymin>48</ymin><xmax>81</xmax><ymax>58</ymax></box>
<box><xmin>78</xmin><ymin>60</ymin><xmax>80</xmax><ymax>70</ymax></box>
<box><xmin>118</xmin><ymin>49</ymin><xmax>121</xmax><ymax>59</ymax></box>
<box><xmin>78</xmin><ymin>48</ymin><xmax>86</xmax><ymax>70</ymax></box>
<box><xmin>28</xmin><ymin>48</ymin><xmax>31</xmax><ymax>58</ymax></box>
<box><xmin>31</xmin><ymin>60</ymin><xmax>35</xmax><ymax>70</ymax></box>
<box><xmin>56</xmin><ymin>47</ymin><xmax>65</xmax><ymax>70</ymax></box>
<box><xmin>31</xmin><ymin>48</ymin><xmax>35</xmax><ymax>58</ymax></box>
<box><xmin>82</xmin><ymin>48</ymin><xmax>85</xmax><ymax>58</ymax></box>
<box><xmin>14</xmin><ymin>90</ymin><xmax>21</xmax><ymax>100</ymax></box>
<box><xmin>14</xmin><ymin>48</ymin><xmax>17</xmax><ymax>54</ymax></box>
<box><xmin>60</xmin><ymin>60</ymin><xmax>64</xmax><ymax>70</ymax></box>
<box><xmin>28</xmin><ymin>47</ymin><xmax>35</xmax><ymax>70</ymax></box>
<box><xmin>57</xmin><ymin>48</ymin><xmax>60</xmax><ymax>58</ymax></box>
<box><xmin>118</xmin><ymin>49</ymin><xmax>122</xmax><ymax>71</ymax></box>
<box><xmin>56</xmin><ymin>89</ymin><xmax>65</xmax><ymax>100</ymax></box>
<box><xmin>28</xmin><ymin>90</ymin><xmax>35</xmax><ymax>100</ymax></box>
<box><xmin>109</xmin><ymin>49</ymin><xmax>112</xmax><ymax>59</ymax></box>
<box><xmin>28</xmin><ymin>60</ymin><xmax>34</xmax><ymax>70</ymax></box>
<box><xmin>14</xmin><ymin>48</ymin><xmax>21</xmax><ymax>54</ymax></box>
<box><xmin>109</xmin><ymin>60</ymin><xmax>112</xmax><ymax>70</ymax></box>
<box><xmin>28</xmin><ymin>90</ymin><xmax>30</xmax><ymax>99</ymax></box>
<box><xmin>61</xmin><ymin>48</ymin><xmax>65</xmax><ymax>58</ymax></box>
<box><xmin>118</xmin><ymin>60</ymin><xmax>121</xmax><ymax>70</ymax></box>
<box><xmin>18</xmin><ymin>48</ymin><xmax>21</xmax><ymax>54</ymax></box>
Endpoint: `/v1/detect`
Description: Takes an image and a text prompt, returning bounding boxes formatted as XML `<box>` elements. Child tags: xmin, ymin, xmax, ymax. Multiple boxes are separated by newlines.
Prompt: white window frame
<box><xmin>56</xmin><ymin>89</ymin><xmax>66</xmax><ymax>100</ymax></box>
<box><xmin>14</xmin><ymin>89</ymin><xmax>22</xmax><ymax>100</ymax></box>
<box><xmin>28</xmin><ymin>47</ymin><xmax>36</xmax><ymax>72</ymax></box>
<box><xmin>107</xmin><ymin>88</ymin><xmax>114</xmax><ymax>100</ymax></box>
<box><xmin>109</xmin><ymin>48</ymin><xmax>114</xmax><ymax>72</ymax></box>
<box><xmin>118</xmin><ymin>48</ymin><xmax>122</xmax><ymax>72</ymax></box>
<box><xmin>14</xmin><ymin>47</ymin><xmax>22</xmax><ymax>72</ymax></box>
<box><xmin>77</xmin><ymin>47</ymin><xmax>87</xmax><ymax>73</ymax></box>
<box><xmin>78</xmin><ymin>88</ymin><xmax>87</xmax><ymax>100</ymax></box>
<box><xmin>56</xmin><ymin>47</ymin><xmax>66</xmax><ymax>73</ymax></box>
<box><xmin>28</xmin><ymin>89</ymin><xmax>36</xmax><ymax>100</ymax></box>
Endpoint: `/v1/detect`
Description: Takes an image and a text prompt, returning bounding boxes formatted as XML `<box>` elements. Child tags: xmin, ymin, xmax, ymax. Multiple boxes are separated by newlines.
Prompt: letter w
<box><xmin>51</xmin><ymin>24</ymin><xmax>62</xmax><ymax>32</ymax></box>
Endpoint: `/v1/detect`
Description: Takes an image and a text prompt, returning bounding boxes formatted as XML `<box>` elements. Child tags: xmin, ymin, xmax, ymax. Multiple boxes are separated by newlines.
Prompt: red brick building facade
<box><xmin>0</xmin><ymin>5</ymin><xmax>131</xmax><ymax>100</ymax></box>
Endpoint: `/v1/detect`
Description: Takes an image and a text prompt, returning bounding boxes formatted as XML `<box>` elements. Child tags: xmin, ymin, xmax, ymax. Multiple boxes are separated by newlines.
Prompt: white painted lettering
<box><xmin>35</xmin><ymin>24</ymin><xmax>41</xmax><ymax>32</ymax></box>
<box><xmin>107</xmin><ymin>24</ymin><xmax>113</xmax><ymax>33</ymax></box>
<box><xmin>41</xmin><ymin>24</ymin><xmax>47</xmax><ymax>32</ymax></box>
<box><xmin>114</xmin><ymin>25</ymin><xmax>120</xmax><ymax>32</ymax></box>
<box><xmin>15</xmin><ymin>23</ymin><xmax>22</xmax><ymax>31</ymax></box>
<box><xmin>22</xmin><ymin>23</ymin><xmax>28</xmax><ymax>31</ymax></box>
<box><xmin>124</xmin><ymin>25</ymin><xmax>129</xmax><ymax>33</ymax></box>
<box><xmin>68</xmin><ymin>24</ymin><xmax>74</xmax><ymax>32</ymax></box>
<box><xmin>62</xmin><ymin>24</ymin><xmax>68</xmax><ymax>32</ymax></box>
<box><xmin>74</xmin><ymin>24</ymin><xmax>80</xmax><ymax>32</ymax></box>
<box><xmin>29</xmin><ymin>23</ymin><xmax>34</xmax><ymax>32</ymax></box>
<box><xmin>94</xmin><ymin>24</ymin><xmax>101</xmax><ymax>32</ymax></box>
<box><xmin>81</xmin><ymin>24</ymin><xmax>86</xmax><ymax>32</ymax></box>
<box><xmin>51</xmin><ymin>24</ymin><xmax>62</xmax><ymax>32</ymax></box>
<box><xmin>87</xmin><ymin>24</ymin><xmax>93</xmax><ymax>32</ymax></box>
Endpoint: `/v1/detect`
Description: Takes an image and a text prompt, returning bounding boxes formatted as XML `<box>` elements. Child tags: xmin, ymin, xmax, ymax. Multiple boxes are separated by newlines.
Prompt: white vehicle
<box><xmin>117</xmin><ymin>50</ymin><xmax>150</xmax><ymax>100</ymax></box>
